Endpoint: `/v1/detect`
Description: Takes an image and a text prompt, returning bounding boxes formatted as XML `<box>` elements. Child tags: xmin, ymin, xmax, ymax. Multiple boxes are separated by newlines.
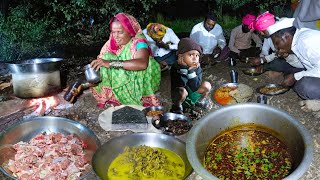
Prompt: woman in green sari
<box><xmin>90</xmin><ymin>13</ymin><xmax>161</xmax><ymax>108</ymax></box>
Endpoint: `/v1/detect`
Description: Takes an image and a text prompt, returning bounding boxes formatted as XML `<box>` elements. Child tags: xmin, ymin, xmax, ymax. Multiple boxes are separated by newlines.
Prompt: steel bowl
<box><xmin>142</xmin><ymin>105</ymin><xmax>165</xmax><ymax>117</ymax></box>
<box><xmin>0</xmin><ymin>116</ymin><xmax>100</xmax><ymax>180</ymax></box>
<box><xmin>186</xmin><ymin>103</ymin><xmax>313</xmax><ymax>180</ymax></box>
<box><xmin>242</xmin><ymin>67</ymin><xmax>265</xmax><ymax>76</ymax></box>
<box><xmin>152</xmin><ymin>113</ymin><xmax>193</xmax><ymax>136</ymax></box>
<box><xmin>92</xmin><ymin>133</ymin><xmax>193</xmax><ymax>180</ymax></box>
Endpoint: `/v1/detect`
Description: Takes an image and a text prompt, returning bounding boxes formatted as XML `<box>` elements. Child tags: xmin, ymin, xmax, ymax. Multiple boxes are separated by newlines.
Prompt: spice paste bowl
<box><xmin>0</xmin><ymin>116</ymin><xmax>100</xmax><ymax>180</ymax></box>
<box><xmin>92</xmin><ymin>133</ymin><xmax>193</xmax><ymax>179</ymax></box>
<box><xmin>186</xmin><ymin>103</ymin><xmax>313</xmax><ymax>180</ymax></box>
<box><xmin>152</xmin><ymin>113</ymin><xmax>193</xmax><ymax>136</ymax></box>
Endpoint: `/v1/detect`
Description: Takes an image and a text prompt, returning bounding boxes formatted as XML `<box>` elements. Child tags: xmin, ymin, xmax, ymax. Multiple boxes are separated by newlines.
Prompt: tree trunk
<box><xmin>0</xmin><ymin>0</ymin><xmax>9</xmax><ymax>17</ymax></box>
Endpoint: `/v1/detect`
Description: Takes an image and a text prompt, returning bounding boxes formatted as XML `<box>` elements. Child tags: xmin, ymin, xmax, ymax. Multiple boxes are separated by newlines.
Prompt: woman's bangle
<box><xmin>260</xmin><ymin>58</ymin><xmax>265</xmax><ymax>64</ymax></box>
<box><xmin>109</xmin><ymin>61</ymin><xmax>124</xmax><ymax>69</ymax></box>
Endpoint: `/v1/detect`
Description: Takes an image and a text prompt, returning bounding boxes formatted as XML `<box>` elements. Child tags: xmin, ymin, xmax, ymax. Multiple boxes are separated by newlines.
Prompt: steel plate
<box><xmin>257</xmin><ymin>83</ymin><xmax>290</xmax><ymax>96</ymax></box>
<box><xmin>242</xmin><ymin>67</ymin><xmax>265</xmax><ymax>76</ymax></box>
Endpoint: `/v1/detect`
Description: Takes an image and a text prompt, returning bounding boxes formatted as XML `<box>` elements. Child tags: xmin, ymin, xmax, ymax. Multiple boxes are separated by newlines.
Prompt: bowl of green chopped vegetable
<box><xmin>92</xmin><ymin>133</ymin><xmax>193</xmax><ymax>180</ymax></box>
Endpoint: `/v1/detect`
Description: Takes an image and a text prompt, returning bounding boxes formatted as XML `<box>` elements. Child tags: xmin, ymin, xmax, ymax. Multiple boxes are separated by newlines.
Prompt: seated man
<box><xmin>271</xmin><ymin>26</ymin><xmax>320</xmax><ymax>111</ymax></box>
<box><xmin>190</xmin><ymin>13</ymin><xmax>228</xmax><ymax>65</ymax></box>
<box><xmin>170</xmin><ymin>38</ymin><xmax>212</xmax><ymax>114</ymax></box>
<box><xmin>251</xmin><ymin>16</ymin><xmax>304</xmax><ymax>75</ymax></box>
<box><xmin>228</xmin><ymin>14</ymin><xmax>262</xmax><ymax>60</ymax></box>
<box><xmin>143</xmin><ymin>23</ymin><xmax>180</xmax><ymax>71</ymax></box>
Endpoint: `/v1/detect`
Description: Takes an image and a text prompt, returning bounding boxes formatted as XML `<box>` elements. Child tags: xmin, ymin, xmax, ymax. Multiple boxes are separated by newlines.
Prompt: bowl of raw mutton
<box><xmin>0</xmin><ymin>116</ymin><xmax>100</xmax><ymax>180</ymax></box>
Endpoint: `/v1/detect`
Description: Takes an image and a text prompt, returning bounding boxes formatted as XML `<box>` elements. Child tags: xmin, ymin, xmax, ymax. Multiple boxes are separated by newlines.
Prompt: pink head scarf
<box><xmin>250</xmin><ymin>11</ymin><xmax>275</xmax><ymax>31</ymax></box>
<box><xmin>108</xmin><ymin>13</ymin><xmax>142</xmax><ymax>54</ymax></box>
<box><xmin>242</xmin><ymin>14</ymin><xmax>256</xmax><ymax>26</ymax></box>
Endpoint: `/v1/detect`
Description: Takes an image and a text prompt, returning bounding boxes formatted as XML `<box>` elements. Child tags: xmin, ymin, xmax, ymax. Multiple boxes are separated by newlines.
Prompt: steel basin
<box><xmin>186</xmin><ymin>103</ymin><xmax>313</xmax><ymax>180</ymax></box>
<box><xmin>0</xmin><ymin>116</ymin><xmax>100</xmax><ymax>179</ymax></box>
<box><xmin>7</xmin><ymin>58</ymin><xmax>63</xmax><ymax>98</ymax></box>
<box><xmin>92</xmin><ymin>133</ymin><xmax>193</xmax><ymax>180</ymax></box>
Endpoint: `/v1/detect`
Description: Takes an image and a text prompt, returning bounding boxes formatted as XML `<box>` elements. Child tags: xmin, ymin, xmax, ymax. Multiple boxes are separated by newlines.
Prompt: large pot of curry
<box><xmin>186</xmin><ymin>103</ymin><xmax>313</xmax><ymax>180</ymax></box>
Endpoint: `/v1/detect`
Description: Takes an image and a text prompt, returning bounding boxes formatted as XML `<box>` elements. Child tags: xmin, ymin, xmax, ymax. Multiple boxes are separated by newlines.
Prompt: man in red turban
<box><xmin>228</xmin><ymin>14</ymin><xmax>262</xmax><ymax>61</ymax></box>
<box><xmin>251</xmin><ymin>11</ymin><xmax>276</xmax><ymax>37</ymax></box>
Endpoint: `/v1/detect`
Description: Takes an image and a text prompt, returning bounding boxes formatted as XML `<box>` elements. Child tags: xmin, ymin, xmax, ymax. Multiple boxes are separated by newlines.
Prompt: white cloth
<box><xmin>300</xmin><ymin>99</ymin><xmax>320</xmax><ymax>112</ymax></box>
<box><xmin>285</xmin><ymin>54</ymin><xmax>304</xmax><ymax>68</ymax></box>
<box><xmin>190</xmin><ymin>22</ymin><xmax>226</xmax><ymax>54</ymax></box>
<box><xmin>260</xmin><ymin>38</ymin><xmax>276</xmax><ymax>57</ymax></box>
<box><xmin>142</xmin><ymin>28</ymin><xmax>180</xmax><ymax>57</ymax></box>
<box><xmin>267</xmin><ymin>18</ymin><xmax>295</xmax><ymax>35</ymax></box>
<box><xmin>292</xmin><ymin>28</ymin><xmax>320</xmax><ymax>80</ymax></box>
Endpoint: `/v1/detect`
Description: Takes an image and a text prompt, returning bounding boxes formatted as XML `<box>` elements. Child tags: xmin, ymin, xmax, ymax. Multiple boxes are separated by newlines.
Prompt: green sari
<box><xmin>92</xmin><ymin>37</ymin><xmax>161</xmax><ymax>107</ymax></box>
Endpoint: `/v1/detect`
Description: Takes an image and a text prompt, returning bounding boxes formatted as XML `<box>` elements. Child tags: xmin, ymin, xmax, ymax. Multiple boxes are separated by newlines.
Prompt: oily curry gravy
<box><xmin>204</xmin><ymin>125</ymin><xmax>293</xmax><ymax>180</ymax></box>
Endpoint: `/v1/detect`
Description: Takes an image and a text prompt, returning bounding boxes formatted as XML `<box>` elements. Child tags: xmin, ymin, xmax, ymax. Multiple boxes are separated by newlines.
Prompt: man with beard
<box><xmin>190</xmin><ymin>13</ymin><xmax>228</xmax><ymax>65</ymax></box>
<box><xmin>228</xmin><ymin>14</ymin><xmax>262</xmax><ymax>61</ymax></box>
<box><xmin>271</xmin><ymin>26</ymin><xmax>320</xmax><ymax>112</ymax></box>
<box><xmin>250</xmin><ymin>16</ymin><xmax>304</xmax><ymax>75</ymax></box>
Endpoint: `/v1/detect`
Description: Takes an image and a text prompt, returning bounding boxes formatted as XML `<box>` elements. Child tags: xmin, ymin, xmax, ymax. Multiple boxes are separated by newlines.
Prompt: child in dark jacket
<box><xmin>170</xmin><ymin>38</ymin><xmax>212</xmax><ymax>114</ymax></box>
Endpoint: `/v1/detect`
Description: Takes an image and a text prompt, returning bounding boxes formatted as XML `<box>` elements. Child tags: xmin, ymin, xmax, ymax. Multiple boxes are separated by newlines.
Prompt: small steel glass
<box><xmin>229</xmin><ymin>58</ymin><xmax>236</xmax><ymax>66</ymax></box>
<box><xmin>257</xmin><ymin>95</ymin><xmax>268</xmax><ymax>104</ymax></box>
<box><xmin>84</xmin><ymin>64</ymin><xmax>101</xmax><ymax>84</ymax></box>
<box><xmin>230</xmin><ymin>70</ymin><xmax>238</xmax><ymax>83</ymax></box>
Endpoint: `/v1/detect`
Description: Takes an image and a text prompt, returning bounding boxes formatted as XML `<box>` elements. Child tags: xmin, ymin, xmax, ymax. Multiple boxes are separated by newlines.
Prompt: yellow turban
<box><xmin>146</xmin><ymin>23</ymin><xmax>168</xmax><ymax>40</ymax></box>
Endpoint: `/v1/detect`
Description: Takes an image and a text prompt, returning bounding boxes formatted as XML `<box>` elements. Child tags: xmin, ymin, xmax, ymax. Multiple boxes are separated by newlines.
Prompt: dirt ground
<box><xmin>0</xmin><ymin>58</ymin><xmax>319</xmax><ymax>179</ymax></box>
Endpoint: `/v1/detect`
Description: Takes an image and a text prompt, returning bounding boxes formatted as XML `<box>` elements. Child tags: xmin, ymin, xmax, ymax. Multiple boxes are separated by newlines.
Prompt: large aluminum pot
<box><xmin>7</xmin><ymin>58</ymin><xmax>63</xmax><ymax>98</ymax></box>
<box><xmin>92</xmin><ymin>133</ymin><xmax>193</xmax><ymax>180</ymax></box>
<box><xmin>0</xmin><ymin>116</ymin><xmax>100</xmax><ymax>179</ymax></box>
<box><xmin>186</xmin><ymin>103</ymin><xmax>313</xmax><ymax>180</ymax></box>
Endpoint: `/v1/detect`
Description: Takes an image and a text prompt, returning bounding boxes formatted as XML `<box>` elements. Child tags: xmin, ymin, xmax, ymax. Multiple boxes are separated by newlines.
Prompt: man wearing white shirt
<box><xmin>291</xmin><ymin>0</ymin><xmax>320</xmax><ymax>113</ymax></box>
<box><xmin>271</xmin><ymin>26</ymin><xmax>320</xmax><ymax>100</ymax></box>
<box><xmin>190</xmin><ymin>13</ymin><xmax>228</xmax><ymax>64</ymax></box>
<box><xmin>251</xmin><ymin>18</ymin><xmax>304</xmax><ymax>74</ymax></box>
<box><xmin>228</xmin><ymin>14</ymin><xmax>262</xmax><ymax>61</ymax></box>
<box><xmin>143</xmin><ymin>23</ymin><xmax>180</xmax><ymax>71</ymax></box>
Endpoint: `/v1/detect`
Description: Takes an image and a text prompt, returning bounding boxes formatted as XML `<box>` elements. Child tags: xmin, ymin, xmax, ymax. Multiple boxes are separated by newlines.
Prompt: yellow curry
<box><xmin>108</xmin><ymin>145</ymin><xmax>185</xmax><ymax>180</ymax></box>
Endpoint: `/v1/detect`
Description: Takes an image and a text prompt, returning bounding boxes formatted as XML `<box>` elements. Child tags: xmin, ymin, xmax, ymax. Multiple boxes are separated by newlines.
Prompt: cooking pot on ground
<box><xmin>0</xmin><ymin>116</ymin><xmax>100</xmax><ymax>179</ymax></box>
<box><xmin>7</xmin><ymin>58</ymin><xmax>63</xmax><ymax>98</ymax></box>
<box><xmin>92</xmin><ymin>133</ymin><xmax>193</xmax><ymax>180</ymax></box>
<box><xmin>186</xmin><ymin>103</ymin><xmax>313</xmax><ymax>180</ymax></box>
